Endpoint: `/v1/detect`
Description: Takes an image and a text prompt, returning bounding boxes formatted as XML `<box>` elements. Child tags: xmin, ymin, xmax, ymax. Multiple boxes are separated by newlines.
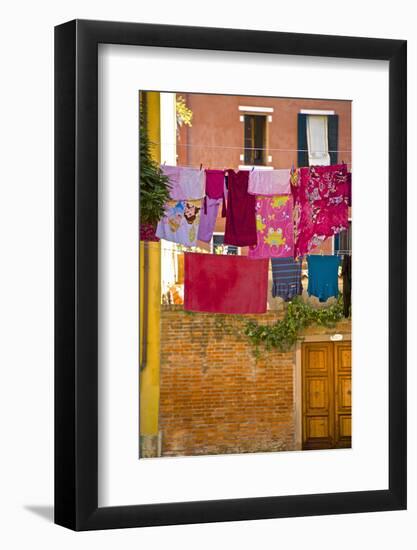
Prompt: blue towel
<box><xmin>307</xmin><ymin>255</ymin><xmax>340</xmax><ymax>302</ymax></box>
<box><xmin>271</xmin><ymin>258</ymin><xmax>303</xmax><ymax>302</ymax></box>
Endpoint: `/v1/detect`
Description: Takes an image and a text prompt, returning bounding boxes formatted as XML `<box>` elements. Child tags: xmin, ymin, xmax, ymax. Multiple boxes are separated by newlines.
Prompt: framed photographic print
<box><xmin>55</xmin><ymin>20</ymin><xmax>407</xmax><ymax>530</ymax></box>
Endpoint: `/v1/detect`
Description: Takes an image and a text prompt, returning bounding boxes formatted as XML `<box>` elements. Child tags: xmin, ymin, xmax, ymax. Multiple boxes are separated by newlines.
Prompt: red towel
<box><xmin>184</xmin><ymin>253</ymin><xmax>268</xmax><ymax>314</ymax></box>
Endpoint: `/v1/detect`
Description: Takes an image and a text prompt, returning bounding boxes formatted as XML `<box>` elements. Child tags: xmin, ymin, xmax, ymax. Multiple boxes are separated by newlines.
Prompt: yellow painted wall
<box><xmin>146</xmin><ymin>91</ymin><xmax>161</xmax><ymax>163</ymax></box>
<box><xmin>140</xmin><ymin>92</ymin><xmax>161</xmax><ymax>442</ymax></box>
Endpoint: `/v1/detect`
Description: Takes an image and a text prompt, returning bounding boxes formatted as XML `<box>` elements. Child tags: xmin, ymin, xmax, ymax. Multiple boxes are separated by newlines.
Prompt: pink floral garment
<box><xmin>248</xmin><ymin>195</ymin><xmax>294</xmax><ymax>259</ymax></box>
<box><xmin>292</xmin><ymin>164</ymin><xmax>349</xmax><ymax>258</ymax></box>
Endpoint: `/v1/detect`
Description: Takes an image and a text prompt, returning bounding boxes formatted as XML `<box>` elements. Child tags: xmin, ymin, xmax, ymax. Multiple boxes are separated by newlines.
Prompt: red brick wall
<box><xmin>159</xmin><ymin>306</ymin><xmax>295</xmax><ymax>456</ymax></box>
<box><xmin>159</xmin><ymin>305</ymin><xmax>351</xmax><ymax>457</ymax></box>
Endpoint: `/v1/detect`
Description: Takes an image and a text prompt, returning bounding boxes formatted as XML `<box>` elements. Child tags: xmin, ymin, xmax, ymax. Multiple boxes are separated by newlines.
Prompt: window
<box><xmin>306</xmin><ymin>115</ymin><xmax>330</xmax><ymax>166</ymax></box>
<box><xmin>212</xmin><ymin>233</ymin><xmax>238</xmax><ymax>255</ymax></box>
<box><xmin>244</xmin><ymin>114</ymin><xmax>266</xmax><ymax>166</ymax></box>
<box><xmin>298</xmin><ymin>112</ymin><xmax>339</xmax><ymax>167</ymax></box>
<box><xmin>334</xmin><ymin>221</ymin><xmax>352</xmax><ymax>254</ymax></box>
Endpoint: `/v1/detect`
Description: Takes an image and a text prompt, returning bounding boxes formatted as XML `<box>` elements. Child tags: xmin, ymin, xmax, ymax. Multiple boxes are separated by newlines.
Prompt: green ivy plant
<box><xmin>243</xmin><ymin>296</ymin><xmax>346</xmax><ymax>355</ymax></box>
<box><xmin>139</xmin><ymin>111</ymin><xmax>171</xmax><ymax>225</ymax></box>
<box><xmin>178</xmin><ymin>296</ymin><xmax>347</xmax><ymax>356</ymax></box>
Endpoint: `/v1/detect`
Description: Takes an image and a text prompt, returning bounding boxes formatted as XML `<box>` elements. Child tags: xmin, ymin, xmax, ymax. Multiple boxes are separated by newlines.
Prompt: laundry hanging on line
<box><xmin>307</xmin><ymin>254</ymin><xmax>340</xmax><ymax>302</ymax></box>
<box><xmin>160</xmin><ymin>164</ymin><xmax>205</xmax><ymax>200</ymax></box>
<box><xmin>197</xmin><ymin>169</ymin><xmax>227</xmax><ymax>242</ymax></box>
<box><xmin>223</xmin><ymin>169</ymin><xmax>258</xmax><ymax>247</ymax></box>
<box><xmin>156</xmin><ymin>163</ymin><xmax>352</xmax><ymax>261</ymax></box>
<box><xmin>156</xmin><ymin>200</ymin><xmax>201</xmax><ymax>247</ymax></box>
<box><xmin>184</xmin><ymin>252</ymin><xmax>269</xmax><ymax>314</ymax></box>
<box><xmin>341</xmin><ymin>254</ymin><xmax>352</xmax><ymax>317</ymax></box>
<box><xmin>292</xmin><ymin>163</ymin><xmax>350</xmax><ymax>258</ymax></box>
<box><xmin>204</xmin><ymin>169</ymin><xmax>227</xmax><ymax>217</ymax></box>
<box><xmin>197</xmin><ymin>196</ymin><xmax>223</xmax><ymax>243</ymax></box>
<box><xmin>271</xmin><ymin>257</ymin><xmax>303</xmax><ymax>302</ymax></box>
<box><xmin>248</xmin><ymin>195</ymin><xmax>294</xmax><ymax>259</ymax></box>
<box><xmin>248</xmin><ymin>168</ymin><xmax>291</xmax><ymax>196</ymax></box>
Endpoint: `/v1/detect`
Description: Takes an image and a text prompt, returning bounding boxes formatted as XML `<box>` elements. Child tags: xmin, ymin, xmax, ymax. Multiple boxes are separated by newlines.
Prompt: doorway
<box><xmin>302</xmin><ymin>341</ymin><xmax>352</xmax><ymax>450</ymax></box>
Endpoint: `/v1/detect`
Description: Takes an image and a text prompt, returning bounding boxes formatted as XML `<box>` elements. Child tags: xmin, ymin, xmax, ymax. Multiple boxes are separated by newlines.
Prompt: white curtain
<box><xmin>306</xmin><ymin>115</ymin><xmax>330</xmax><ymax>166</ymax></box>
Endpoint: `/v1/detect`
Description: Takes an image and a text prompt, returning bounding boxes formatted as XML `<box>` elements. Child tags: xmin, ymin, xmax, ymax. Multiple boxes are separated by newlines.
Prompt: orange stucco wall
<box><xmin>177</xmin><ymin>93</ymin><xmax>351</xmax><ymax>171</ymax></box>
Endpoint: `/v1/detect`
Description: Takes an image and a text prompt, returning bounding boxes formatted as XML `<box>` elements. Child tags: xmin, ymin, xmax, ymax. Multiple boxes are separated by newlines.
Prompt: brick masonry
<box><xmin>159</xmin><ymin>304</ymin><xmax>351</xmax><ymax>457</ymax></box>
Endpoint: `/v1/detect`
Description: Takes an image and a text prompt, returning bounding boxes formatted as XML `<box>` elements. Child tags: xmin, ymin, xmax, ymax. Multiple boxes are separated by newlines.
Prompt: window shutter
<box><xmin>328</xmin><ymin>114</ymin><xmax>339</xmax><ymax>165</ymax></box>
<box><xmin>297</xmin><ymin>113</ymin><xmax>308</xmax><ymax>167</ymax></box>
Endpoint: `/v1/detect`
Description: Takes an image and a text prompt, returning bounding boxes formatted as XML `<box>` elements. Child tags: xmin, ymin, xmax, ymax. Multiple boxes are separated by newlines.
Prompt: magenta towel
<box><xmin>224</xmin><ymin>170</ymin><xmax>257</xmax><ymax>247</ymax></box>
<box><xmin>205</xmin><ymin>169</ymin><xmax>225</xmax><ymax>199</ymax></box>
<box><xmin>184</xmin><ymin>253</ymin><xmax>268</xmax><ymax>314</ymax></box>
<box><xmin>204</xmin><ymin>169</ymin><xmax>226</xmax><ymax>217</ymax></box>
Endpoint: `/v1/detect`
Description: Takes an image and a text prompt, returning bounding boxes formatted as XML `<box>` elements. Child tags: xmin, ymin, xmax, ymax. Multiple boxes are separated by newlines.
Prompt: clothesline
<box><xmin>153</xmin><ymin>162</ymin><xmax>351</xmax><ymax>257</ymax></box>
<box><xmin>140</xmin><ymin>242</ymin><xmax>232</xmax><ymax>252</ymax></box>
<box><xmin>156</xmin><ymin>162</ymin><xmax>353</xmax><ymax>169</ymax></box>
<box><xmin>151</xmin><ymin>141</ymin><xmax>352</xmax><ymax>153</ymax></box>
<box><xmin>140</xmin><ymin>241</ymin><xmax>352</xmax><ymax>257</ymax></box>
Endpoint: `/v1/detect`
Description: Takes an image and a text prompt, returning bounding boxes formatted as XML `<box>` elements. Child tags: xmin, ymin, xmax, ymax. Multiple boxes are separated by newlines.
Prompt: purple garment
<box><xmin>197</xmin><ymin>197</ymin><xmax>221</xmax><ymax>242</ymax></box>
<box><xmin>160</xmin><ymin>164</ymin><xmax>205</xmax><ymax>200</ymax></box>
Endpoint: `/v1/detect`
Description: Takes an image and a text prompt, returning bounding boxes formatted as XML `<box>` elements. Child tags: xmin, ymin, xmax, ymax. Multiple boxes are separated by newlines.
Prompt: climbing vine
<box><xmin>243</xmin><ymin>296</ymin><xmax>345</xmax><ymax>355</ymax></box>
<box><xmin>177</xmin><ymin>296</ymin><xmax>347</xmax><ymax>356</ymax></box>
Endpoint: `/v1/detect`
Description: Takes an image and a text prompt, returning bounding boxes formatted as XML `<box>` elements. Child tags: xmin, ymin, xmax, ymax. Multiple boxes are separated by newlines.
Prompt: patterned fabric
<box><xmin>156</xmin><ymin>200</ymin><xmax>201</xmax><ymax>247</ymax></box>
<box><xmin>248</xmin><ymin>195</ymin><xmax>294</xmax><ymax>259</ymax></box>
<box><xmin>292</xmin><ymin>164</ymin><xmax>349</xmax><ymax>258</ymax></box>
<box><xmin>347</xmin><ymin>171</ymin><xmax>352</xmax><ymax>207</ymax></box>
<box><xmin>184</xmin><ymin>252</ymin><xmax>269</xmax><ymax>314</ymax></box>
<box><xmin>160</xmin><ymin>164</ymin><xmax>205</xmax><ymax>200</ymax></box>
<box><xmin>271</xmin><ymin>257</ymin><xmax>303</xmax><ymax>301</ymax></box>
<box><xmin>224</xmin><ymin>170</ymin><xmax>257</xmax><ymax>247</ymax></box>
<box><xmin>307</xmin><ymin>255</ymin><xmax>340</xmax><ymax>302</ymax></box>
<box><xmin>248</xmin><ymin>169</ymin><xmax>291</xmax><ymax>196</ymax></box>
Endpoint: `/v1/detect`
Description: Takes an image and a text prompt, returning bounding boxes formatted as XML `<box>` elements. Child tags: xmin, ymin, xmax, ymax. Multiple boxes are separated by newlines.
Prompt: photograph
<box><xmin>0</xmin><ymin>0</ymin><xmax>412</xmax><ymax>543</ymax></box>
<box><xmin>52</xmin><ymin>16</ymin><xmax>406</xmax><ymax>532</ymax></box>
<box><xmin>139</xmin><ymin>91</ymin><xmax>352</xmax><ymax>458</ymax></box>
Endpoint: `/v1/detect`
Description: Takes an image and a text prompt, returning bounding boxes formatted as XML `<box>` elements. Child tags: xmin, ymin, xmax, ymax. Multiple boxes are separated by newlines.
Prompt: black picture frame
<box><xmin>55</xmin><ymin>19</ymin><xmax>407</xmax><ymax>531</ymax></box>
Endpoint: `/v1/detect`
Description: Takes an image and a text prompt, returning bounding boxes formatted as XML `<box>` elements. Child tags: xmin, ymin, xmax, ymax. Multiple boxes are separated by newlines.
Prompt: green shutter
<box><xmin>297</xmin><ymin>114</ymin><xmax>308</xmax><ymax>167</ymax></box>
<box><xmin>328</xmin><ymin>114</ymin><xmax>339</xmax><ymax>165</ymax></box>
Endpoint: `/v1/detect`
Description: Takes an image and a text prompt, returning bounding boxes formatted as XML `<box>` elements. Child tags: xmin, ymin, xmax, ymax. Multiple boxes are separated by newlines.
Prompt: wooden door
<box><xmin>334</xmin><ymin>342</ymin><xmax>352</xmax><ymax>448</ymax></box>
<box><xmin>302</xmin><ymin>341</ymin><xmax>351</xmax><ymax>450</ymax></box>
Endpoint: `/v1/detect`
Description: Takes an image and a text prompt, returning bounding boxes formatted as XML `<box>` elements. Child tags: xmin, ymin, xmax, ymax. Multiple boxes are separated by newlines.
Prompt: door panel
<box><xmin>302</xmin><ymin>341</ymin><xmax>351</xmax><ymax>450</ymax></box>
<box><xmin>306</xmin><ymin>416</ymin><xmax>330</xmax><ymax>440</ymax></box>
<box><xmin>337</xmin><ymin>376</ymin><xmax>352</xmax><ymax>409</ymax></box>
<box><xmin>302</xmin><ymin>343</ymin><xmax>334</xmax><ymax>450</ymax></box>
<box><xmin>306</xmin><ymin>378</ymin><xmax>329</xmax><ymax>410</ymax></box>
<box><xmin>338</xmin><ymin>415</ymin><xmax>352</xmax><ymax>438</ymax></box>
<box><xmin>334</xmin><ymin>342</ymin><xmax>352</xmax><ymax>448</ymax></box>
